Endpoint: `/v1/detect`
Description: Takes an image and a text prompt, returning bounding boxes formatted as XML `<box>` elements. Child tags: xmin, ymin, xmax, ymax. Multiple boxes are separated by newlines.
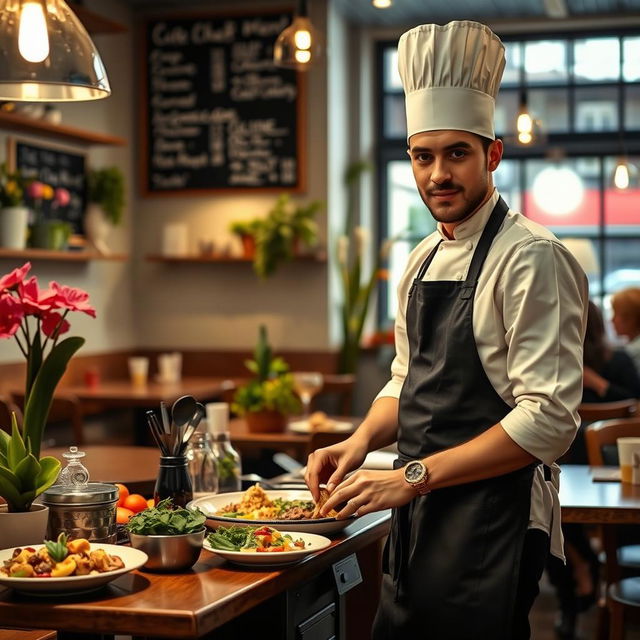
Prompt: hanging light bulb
<box><xmin>372</xmin><ymin>0</ymin><xmax>393</xmax><ymax>7</ymax></box>
<box><xmin>0</xmin><ymin>0</ymin><xmax>110</xmax><ymax>101</ymax></box>
<box><xmin>274</xmin><ymin>0</ymin><xmax>321</xmax><ymax>71</ymax></box>
<box><xmin>516</xmin><ymin>91</ymin><xmax>534</xmax><ymax>145</ymax></box>
<box><xmin>614</xmin><ymin>159</ymin><xmax>631</xmax><ymax>190</ymax></box>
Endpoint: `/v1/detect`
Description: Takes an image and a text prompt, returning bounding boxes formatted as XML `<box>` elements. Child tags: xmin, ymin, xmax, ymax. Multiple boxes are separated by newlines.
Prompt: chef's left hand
<box><xmin>320</xmin><ymin>468</ymin><xmax>415</xmax><ymax>519</ymax></box>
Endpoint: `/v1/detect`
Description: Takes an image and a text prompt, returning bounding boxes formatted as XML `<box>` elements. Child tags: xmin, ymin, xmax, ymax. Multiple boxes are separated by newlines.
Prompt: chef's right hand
<box><xmin>305</xmin><ymin>435</ymin><xmax>369</xmax><ymax>502</ymax></box>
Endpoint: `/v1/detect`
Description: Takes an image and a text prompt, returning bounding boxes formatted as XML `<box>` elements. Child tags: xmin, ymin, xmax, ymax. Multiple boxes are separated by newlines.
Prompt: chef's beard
<box><xmin>419</xmin><ymin>176</ymin><xmax>491</xmax><ymax>225</ymax></box>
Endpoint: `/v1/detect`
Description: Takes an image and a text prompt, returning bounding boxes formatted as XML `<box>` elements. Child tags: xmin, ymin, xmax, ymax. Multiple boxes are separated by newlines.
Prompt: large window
<box><xmin>377</xmin><ymin>32</ymin><xmax>640</xmax><ymax>323</ymax></box>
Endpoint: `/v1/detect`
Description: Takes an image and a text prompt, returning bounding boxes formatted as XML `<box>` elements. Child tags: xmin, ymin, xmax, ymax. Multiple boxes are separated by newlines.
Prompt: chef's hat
<box><xmin>398</xmin><ymin>20</ymin><xmax>505</xmax><ymax>141</ymax></box>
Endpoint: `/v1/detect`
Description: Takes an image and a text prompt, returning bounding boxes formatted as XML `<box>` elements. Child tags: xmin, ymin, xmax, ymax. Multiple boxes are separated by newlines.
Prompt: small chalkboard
<box><xmin>141</xmin><ymin>9</ymin><xmax>305</xmax><ymax>195</ymax></box>
<box><xmin>9</xmin><ymin>138</ymin><xmax>86</xmax><ymax>235</ymax></box>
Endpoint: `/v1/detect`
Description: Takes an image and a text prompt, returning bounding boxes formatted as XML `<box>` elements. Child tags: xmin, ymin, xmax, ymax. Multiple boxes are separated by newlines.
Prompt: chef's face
<box><xmin>408</xmin><ymin>130</ymin><xmax>503</xmax><ymax>228</ymax></box>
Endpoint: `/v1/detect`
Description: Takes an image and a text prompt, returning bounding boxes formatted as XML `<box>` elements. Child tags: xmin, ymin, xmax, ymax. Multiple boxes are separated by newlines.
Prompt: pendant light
<box><xmin>0</xmin><ymin>0</ymin><xmax>111</xmax><ymax>101</ymax></box>
<box><xmin>516</xmin><ymin>90</ymin><xmax>534</xmax><ymax>145</ymax></box>
<box><xmin>614</xmin><ymin>159</ymin><xmax>631</xmax><ymax>190</ymax></box>
<box><xmin>372</xmin><ymin>0</ymin><xmax>393</xmax><ymax>7</ymax></box>
<box><xmin>273</xmin><ymin>0</ymin><xmax>321</xmax><ymax>71</ymax></box>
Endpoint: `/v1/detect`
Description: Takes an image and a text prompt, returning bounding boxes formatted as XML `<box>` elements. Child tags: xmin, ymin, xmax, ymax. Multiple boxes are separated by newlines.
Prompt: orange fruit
<box><xmin>123</xmin><ymin>493</ymin><xmax>149</xmax><ymax>513</ymax></box>
<box><xmin>115</xmin><ymin>483</ymin><xmax>129</xmax><ymax>507</ymax></box>
<box><xmin>146</xmin><ymin>498</ymin><xmax>155</xmax><ymax>509</ymax></box>
<box><xmin>116</xmin><ymin>506</ymin><xmax>134</xmax><ymax>524</ymax></box>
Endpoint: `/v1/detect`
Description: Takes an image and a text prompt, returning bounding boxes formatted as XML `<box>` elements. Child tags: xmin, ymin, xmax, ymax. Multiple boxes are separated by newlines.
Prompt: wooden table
<box><xmin>41</xmin><ymin>445</ymin><xmax>160</xmax><ymax>495</ymax></box>
<box><xmin>0</xmin><ymin>511</ymin><xmax>390</xmax><ymax>639</ymax></box>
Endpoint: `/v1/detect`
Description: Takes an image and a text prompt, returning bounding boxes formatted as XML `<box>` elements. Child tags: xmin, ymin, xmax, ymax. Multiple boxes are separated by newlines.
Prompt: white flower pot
<box><xmin>0</xmin><ymin>503</ymin><xmax>49</xmax><ymax>548</ymax></box>
<box><xmin>0</xmin><ymin>206</ymin><xmax>28</xmax><ymax>250</ymax></box>
<box><xmin>84</xmin><ymin>203</ymin><xmax>112</xmax><ymax>255</ymax></box>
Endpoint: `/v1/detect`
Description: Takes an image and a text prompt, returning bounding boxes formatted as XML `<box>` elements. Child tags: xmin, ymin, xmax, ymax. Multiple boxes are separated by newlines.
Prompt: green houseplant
<box><xmin>231</xmin><ymin>325</ymin><xmax>301</xmax><ymax>432</ymax></box>
<box><xmin>0</xmin><ymin>262</ymin><xmax>95</xmax><ymax>513</ymax></box>
<box><xmin>85</xmin><ymin>167</ymin><xmax>125</xmax><ymax>255</ymax></box>
<box><xmin>229</xmin><ymin>219</ymin><xmax>264</xmax><ymax>259</ymax></box>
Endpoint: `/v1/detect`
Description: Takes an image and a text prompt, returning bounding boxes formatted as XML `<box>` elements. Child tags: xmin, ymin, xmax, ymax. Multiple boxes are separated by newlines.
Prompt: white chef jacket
<box><xmin>376</xmin><ymin>189</ymin><xmax>589</xmax><ymax>560</ymax></box>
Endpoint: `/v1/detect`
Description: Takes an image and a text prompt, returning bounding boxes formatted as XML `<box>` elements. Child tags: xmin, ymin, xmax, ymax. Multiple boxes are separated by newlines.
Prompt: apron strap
<box><xmin>408</xmin><ymin>240</ymin><xmax>442</xmax><ymax>300</ymax></box>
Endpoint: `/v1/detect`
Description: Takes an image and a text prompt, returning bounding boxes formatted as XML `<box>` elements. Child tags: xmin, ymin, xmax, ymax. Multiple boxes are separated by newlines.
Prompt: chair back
<box><xmin>578</xmin><ymin>399</ymin><xmax>638</xmax><ymax>423</ymax></box>
<box><xmin>0</xmin><ymin>394</ymin><xmax>23</xmax><ymax>434</ymax></box>
<box><xmin>306</xmin><ymin>430</ymin><xmax>350</xmax><ymax>458</ymax></box>
<box><xmin>584</xmin><ymin>417</ymin><xmax>640</xmax><ymax>466</ymax></box>
<box><xmin>312</xmin><ymin>374</ymin><xmax>356</xmax><ymax>416</ymax></box>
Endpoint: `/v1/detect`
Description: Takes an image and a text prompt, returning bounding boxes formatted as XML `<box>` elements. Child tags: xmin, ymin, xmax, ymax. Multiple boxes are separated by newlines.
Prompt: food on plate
<box><xmin>308</xmin><ymin>411</ymin><xmax>338</xmax><ymax>431</ymax></box>
<box><xmin>311</xmin><ymin>488</ymin><xmax>334</xmax><ymax>519</ymax></box>
<box><xmin>207</xmin><ymin>525</ymin><xmax>306</xmax><ymax>553</ymax></box>
<box><xmin>219</xmin><ymin>484</ymin><xmax>338</xmax><ymax>520</ymax></box>
<box><xmin>0</xmin><ymin>533</ymin><xmax>124</xmax><ymax>578</ymax></box>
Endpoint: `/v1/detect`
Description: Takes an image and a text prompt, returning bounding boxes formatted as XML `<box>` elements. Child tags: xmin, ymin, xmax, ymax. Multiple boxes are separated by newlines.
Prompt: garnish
<box><xmin>44</xmin><ymin>532</ymin><xmax>69</xmax><ymax>563</ymax></box>
<box><xmin>125</xmin><ymin>498</ymin><xmax>206</xmax><ymax>535</ymax></box>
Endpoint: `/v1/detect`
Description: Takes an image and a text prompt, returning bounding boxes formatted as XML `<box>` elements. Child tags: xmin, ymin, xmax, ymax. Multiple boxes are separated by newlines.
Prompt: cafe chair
<box><xmin>306</xmin><ymin>430</ymin><xmax>351</xmax><ymax>457</ymax></box>
<box><xmin>608</xmin><ymin>578</ymin><xmax>640</xmax><ymax>640</ymax></box>
<box><xmin>0</xmin><ymin>395</ymin><xmax>22</xmax><ymax>434</ymax></box>
<box><xmin>311</xmin><ymin>374</ymin><xmax>356</xmax><ymax>416</ymax></box>
<box><xmin>585</xmin><ymin>417</ymin><xmax>640</xmax><ymax>467</ymax></box>
<box><xmin>579</xmin><ymin>399</ymin><xmax>638</xmax><ymax>425</ymax></box>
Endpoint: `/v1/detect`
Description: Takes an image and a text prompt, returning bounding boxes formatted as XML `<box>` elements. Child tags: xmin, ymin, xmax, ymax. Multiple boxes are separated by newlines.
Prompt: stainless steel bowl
<box><xmin>128</xmin><ymin>528</ymin><xmax>205</xmax><ymax>572</ymax></box>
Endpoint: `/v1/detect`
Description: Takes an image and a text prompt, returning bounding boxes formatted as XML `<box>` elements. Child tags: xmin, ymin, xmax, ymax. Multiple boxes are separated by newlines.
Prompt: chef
<box><xmin>306</xmin><ymin>20</ymin><xmax>588</xmax><ymax>640</ymax></box>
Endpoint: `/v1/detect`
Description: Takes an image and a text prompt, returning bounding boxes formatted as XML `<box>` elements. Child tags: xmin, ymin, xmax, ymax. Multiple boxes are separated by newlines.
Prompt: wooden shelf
<box><xmin>146</xmin><ymin>253</ymin><xmax>327</xmax><ymax>264</ymax></box>
<box><xmin>68</xmin><ymin>2</ymin><xmax>128</xmax><ymax>35</ymax></box>
<box><xmin>0</xmin><ymin>248</ymin><xmax>127</xmax><ymax>262</ymax></box>
<box><xmin>0</xmin><ymin>111</ymin><xmax>127</xmax><ymax>147</ymax></box>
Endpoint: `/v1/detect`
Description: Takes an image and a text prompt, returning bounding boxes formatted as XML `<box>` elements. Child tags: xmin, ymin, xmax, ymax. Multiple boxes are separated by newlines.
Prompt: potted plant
<box><xmin>231</xmin><ymin>325</ymin><xmax>301</xmax><ymax>433</ymax></box>
<box><xmin>229</xmin><ymin>219</ymin><xmax>263</xmax><ymax>259</ymax></box>
<box><xmin>126</xmin><ymin>498</ymin><xmax>206</xmax><ymax>572</ymax></box>
<box><xmin>0</xmin><ymin>164</ymin><xmax>28</xmax><ymax>250</ymax></box>
<box><xmin>26</xmin><ymin>180</ymin><xmax>72</xmax><ymax>251</ymax></box>
<box><xmin>85</xmin><ymin>166</ymin><xmax>125</xmax><ymax>255</ymax></box>
<box><xmin>0</xmin><ymin>262</ymin><xmax>95</xmax><ymax>546</ymax></box>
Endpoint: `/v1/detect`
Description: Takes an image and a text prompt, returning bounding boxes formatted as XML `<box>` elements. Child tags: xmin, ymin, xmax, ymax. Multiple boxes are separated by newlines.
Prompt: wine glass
<box><xmin>292</xmin><ymin>371</ymin><xmax>324</xmax><ymax>418</ymax></box>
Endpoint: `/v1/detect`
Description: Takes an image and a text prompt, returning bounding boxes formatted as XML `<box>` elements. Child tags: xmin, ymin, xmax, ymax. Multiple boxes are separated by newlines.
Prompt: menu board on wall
<box><xmin>10</xmin><ymin>139</ymin><xmax>86</xmax><ymax>235</ymax></box>
<box><xmin>142</xmin><ymin>10</ymin><xmax>305</xmax><ymax>195</ymax></box>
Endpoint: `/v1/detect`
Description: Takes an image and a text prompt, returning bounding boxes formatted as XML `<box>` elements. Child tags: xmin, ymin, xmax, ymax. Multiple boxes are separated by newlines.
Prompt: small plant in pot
<box><xmin>231</xmin><ymin>325</ymin><xmax>301</xmax><ymax>433</ymax></box>
<box><xmin>126</xmin><ymin>498</ymin><xmax>206</xmax><ymax>572</ymax></box>
<box><xmin>85</xmin><ymin>166</ymin><xmax>125</xmax><ymax>255</ymax></box>
<box><xmin>229</xmin><ymin>219</ymin><xmax>263</xmax><ymax>259</ymax></box>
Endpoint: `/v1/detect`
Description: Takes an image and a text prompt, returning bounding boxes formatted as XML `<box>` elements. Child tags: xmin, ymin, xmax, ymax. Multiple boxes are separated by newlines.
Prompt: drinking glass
<box><xmin>292</xmin><ymin>371</ymin><xmax>324</xmax><ymax>418</ymax></box>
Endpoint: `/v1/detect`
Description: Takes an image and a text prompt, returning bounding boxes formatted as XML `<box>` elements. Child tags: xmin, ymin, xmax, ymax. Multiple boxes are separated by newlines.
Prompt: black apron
<box><xmin>373</xmin><ymin>198</ymin><xmax>535</xmax><ymax>640</ymax></box>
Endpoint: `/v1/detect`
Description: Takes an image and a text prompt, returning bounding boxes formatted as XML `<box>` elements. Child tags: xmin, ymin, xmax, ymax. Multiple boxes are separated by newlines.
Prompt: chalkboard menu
<box><xmin>142</xmin><ymin>10</ymin><xmax>305</xmax><ymax>195</ymax></box>
<box><xmin>11</xmin><ymin>139</ymin><xmax>86</xmax><ymax>234</ymax></box>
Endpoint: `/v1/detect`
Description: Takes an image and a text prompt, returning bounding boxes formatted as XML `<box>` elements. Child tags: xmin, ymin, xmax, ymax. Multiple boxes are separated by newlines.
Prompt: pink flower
<box><xmin>41</xmin><ymin>311</ymin><xmax>69</xmax><ymax>338</ymax></box>
<box><xmin>26</xmin><ymin>181</ymin><xmax>45</xmax><ymax>200</ymax></box>
<box><xmin>54</xmin><ymin>188</ymin><xmax>70</xmax><ymax>207</ymax></box>
<box><xmin>50</xmin><ymin>282</ymin><xmax>96</xmax><ymax>318</ymax></box>
<box><xmin>0</xmin><ymin>262</ymin><xmax>31</xmax><ymax>292</ymax></box>
<box><xmin>0</xmin><ymin>293</ymin><xmax>24</xmax><ymax>338</ymax></box>
<box><xmin>18</xmin><ymin>277</ymin><xmax>56</xmax><ymax>315</ymax></box>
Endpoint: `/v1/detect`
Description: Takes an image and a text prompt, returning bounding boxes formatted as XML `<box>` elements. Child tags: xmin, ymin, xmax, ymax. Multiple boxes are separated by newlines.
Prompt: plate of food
<box><xmin>0</xmin><ymin>534</ymin><xmax>148</xmax><ymax>595</ymax></box>
<box><xmin>188</xmin><ymin>484</ymin><xmax>355</xmax><ymax>535</ymax></box>
<box><xmin>289</xmin><ymin>412</ymin><xmax>354</xmax><ymax>434</ymax></box>
<box><xmin>204</xmin><ymin>525</ymin><xmax>331</xmax><ymax>567</ymax></box>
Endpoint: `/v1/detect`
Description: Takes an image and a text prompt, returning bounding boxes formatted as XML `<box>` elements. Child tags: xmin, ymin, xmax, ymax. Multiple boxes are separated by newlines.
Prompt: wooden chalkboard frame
<box><xmin>7</xmin><ymin>136</ymin><xmax>88</xmax><ymax>237</ymax></box>
<box><xmin>139</xmin><ymin>7</ymin><xmax>307</xmax><ymax>197</ymax></box>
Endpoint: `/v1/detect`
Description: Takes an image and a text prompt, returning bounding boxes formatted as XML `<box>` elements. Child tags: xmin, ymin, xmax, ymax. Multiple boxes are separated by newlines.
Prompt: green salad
<box><xmin>207</xmin><ymin>526</ymin><xmax>305</xmax><ymax>552</ymax></box>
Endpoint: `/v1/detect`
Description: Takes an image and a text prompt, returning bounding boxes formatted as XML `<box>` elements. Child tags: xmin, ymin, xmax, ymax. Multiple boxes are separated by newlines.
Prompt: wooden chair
<box><xmin>311</xmin><ymin>374</ymin><xmax>356</xmax><ymax>416</ymax></box>
<box><xmin>305</xmin><ymin>430</ymin><xmax>351</xmax><ymax>458</ymax></box>
<box><xmin>579</xmin><ymin>399</ymin><xmax>638</xmax><ymax>424</ymax></box>
<box><xmin>585</xmin><ymin>417</ymin><xmax>640</xmax><ymax>467</ymax></box>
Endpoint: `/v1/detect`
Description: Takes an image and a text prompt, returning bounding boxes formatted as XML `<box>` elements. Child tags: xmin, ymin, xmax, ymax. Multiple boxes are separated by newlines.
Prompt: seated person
<box><xmin>611</xmin><ymin>287</ymin><xmax>640</xmax><ymax>377</ymax></box>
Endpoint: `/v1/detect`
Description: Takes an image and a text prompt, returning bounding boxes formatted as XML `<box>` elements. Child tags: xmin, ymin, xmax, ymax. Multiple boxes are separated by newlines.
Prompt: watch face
<box><xmin>405</xmin><ymin>461</ymin><xmax>425</xmax><ymax>483</ymax></box>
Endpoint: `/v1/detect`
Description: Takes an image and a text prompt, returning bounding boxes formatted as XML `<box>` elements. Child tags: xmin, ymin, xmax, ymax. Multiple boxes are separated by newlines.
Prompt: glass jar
<box><xmin>211</xmin><ymin>432</ymin><xmax>242</xmax><ymax>493</ymax></box>
<box><xmin>154</xmin><ymin>456</ymin><xmax>193</xmax><ymax>507</ymax></box>
<box><xmin>186</xmin><ymin>431</ymin><xmax>219</xmax><ymax>497</ymax></box>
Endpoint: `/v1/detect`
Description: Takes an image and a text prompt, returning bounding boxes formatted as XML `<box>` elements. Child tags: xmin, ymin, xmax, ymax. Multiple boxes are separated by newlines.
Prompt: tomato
<box><xmin>268</xmin><ymin>546</ymin><xmax>285</xmax><ymax>553</ymax></box>
<box><xmin>115</xmin><ymin>483</ymin><xmax>130</xmax><ymax>508</ymax></box>
<box><xmin>123</xmin><ymin>493</ymin><xmax>149</xmax><ymax>513</ymax></box>
<box><xmin>117</xmin><ymin>507</ymin><xmax>135</xmax><ymax>524</ymax></box>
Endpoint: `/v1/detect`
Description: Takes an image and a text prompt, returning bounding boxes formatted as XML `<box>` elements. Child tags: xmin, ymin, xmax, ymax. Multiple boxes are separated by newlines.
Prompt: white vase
<box><xmin>84</xmin><ymin>203</ymin><xmax>112</xmax><ymax>255</ymax></box>
<box><xmin>0</xmin><ymin>206</ymin><xmax>28</xmax><ymax>249</ymax></box>
<box><xmin>0</xmin><ymin>503</ymin><xmax>49</xmax><ymax>548</ymax></box>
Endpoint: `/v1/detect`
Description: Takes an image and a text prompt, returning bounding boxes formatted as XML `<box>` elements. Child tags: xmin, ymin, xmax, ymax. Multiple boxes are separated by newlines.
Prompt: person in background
<box><xmin>611</xmin><ymin>287</ymin><xmax>640</xmax><ymax>377</ymax></box>
<box><xmin>306</xmin><ymin>20</ymin><xmax>588</xmax><ymax>640</ymax></box>
<box><xmin>548</xmin><ymin>300</ymin><xmax>640</xmax><ymax>639</ymax></box>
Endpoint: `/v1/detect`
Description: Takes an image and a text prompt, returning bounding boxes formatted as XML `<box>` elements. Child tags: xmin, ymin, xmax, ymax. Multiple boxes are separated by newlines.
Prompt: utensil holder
<box><xmin>154</xmin><ymin>456</ymin><xmax>193</xmax><ymax>507</ymax></box>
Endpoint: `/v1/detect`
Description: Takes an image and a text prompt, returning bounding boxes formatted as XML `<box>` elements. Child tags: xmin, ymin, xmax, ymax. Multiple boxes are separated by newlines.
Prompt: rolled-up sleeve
<box><xmin>499</xmin><ymin>239</ymin><xmax>588</xmax><ymax>465</ymax></box>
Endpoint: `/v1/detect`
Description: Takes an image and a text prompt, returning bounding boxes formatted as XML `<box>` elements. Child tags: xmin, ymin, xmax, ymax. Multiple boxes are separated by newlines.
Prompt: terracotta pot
<box><xmin>245</xmin><ymin>410</ymin><xmax>287</xmax><ymax>433</ymax></box>
<box><xmin>0</xmin><ymin>503</ymin><xmax>49</xmax><ymax>548</ymax></box>
<box><xmin>240</xmin><ymin>234</ymin><xmax>256</xmax><ymax>259</ymax></box>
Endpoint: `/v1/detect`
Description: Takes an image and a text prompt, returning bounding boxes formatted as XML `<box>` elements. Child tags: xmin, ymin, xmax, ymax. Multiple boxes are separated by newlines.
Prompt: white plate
<box><xmin>188</xmin><ymin>490</ymin><xmax>356</xmax><ymax>535</ymax></box>
<box><xmin>288</xmin><ymin>419</ymin><xmax>354</xmax><ymax>434</ymax></box>
<box><xmin>0</xmin><ymin>544</ymin><xmax>148</xmax><ymax>596</ymax></box>
<box><xmin>203</xmin><ymin>531</ymin><xmax>331</xmax><ymax>567</ymax></box>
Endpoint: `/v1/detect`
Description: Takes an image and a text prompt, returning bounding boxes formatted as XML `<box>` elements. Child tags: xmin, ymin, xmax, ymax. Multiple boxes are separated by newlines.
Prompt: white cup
<box><xmin>206</xmin><ymin>402</ymin><xmax>229</xmax><ymax>434</ymax></box>
<box><xmin>157</xmin><ymin>352</ymin><xmax>182</xmax><ymax>383</ymax></box>
<box><xmin>617</xmin><ymin>437</ymin><xmax>640</xmax><ymax>483</ymax></box>
<box><xmin>162</xmin><ymin>224</ymin><xmax>189</xmax><ymax>256</ymax></box>
<box><xmin>128</xmin><ymin>356</ymin><xmax>149</xmax><ymax>387</ymax></box>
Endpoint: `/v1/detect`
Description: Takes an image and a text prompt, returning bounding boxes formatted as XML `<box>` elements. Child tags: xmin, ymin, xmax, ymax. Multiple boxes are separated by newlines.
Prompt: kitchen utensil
<box><xmin>160</xmin><ymin>401</ymin><xmax>171</xmax><ymax>435</ymax></box>
<box><xmin>172</xmin><ymin>395</ymin><xmax>197</xmax><ymax>454</ymax></box>
<box><xmin>179</xmin><ymin>402</ymin><xmax>205</xmax><ymax>455</ymax></box>
<box><xmin>146</xmin><ymin>411</ymin><xmax>166</xmax><ymax>453</ymax></box>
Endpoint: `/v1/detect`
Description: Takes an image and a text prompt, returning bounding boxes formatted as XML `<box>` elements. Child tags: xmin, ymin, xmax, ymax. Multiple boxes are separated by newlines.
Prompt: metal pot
<box><xmin>128</xmin><ymin>528</ymin><xmax>205</xmax><ymax>572</ymax></box>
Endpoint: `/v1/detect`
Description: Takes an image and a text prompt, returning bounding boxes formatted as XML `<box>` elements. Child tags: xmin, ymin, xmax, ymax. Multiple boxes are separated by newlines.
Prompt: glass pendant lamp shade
<box><xmin>273</xmin><ymin>0</ymin><xmax>321</xmax><ymax>71</ymax></box>
<box><xmin>0</xmin><ymin>0</ymin><xmax>111</xmax><ymax>101</ymax></box>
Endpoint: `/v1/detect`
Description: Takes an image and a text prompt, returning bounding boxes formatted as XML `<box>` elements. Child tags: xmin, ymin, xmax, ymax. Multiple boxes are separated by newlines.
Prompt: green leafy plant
<box><xmin>0</xmin><ymin>262</ymin><xmax>94</xmax><ymax>512</ymax></box>
<box><xmin>45</xmin><ymin>532</ymin><xmax>69</xmax><ymax>563</ymax></box>
<box><xmin>0</xmin><ymin>163</ymin><xmax>25</xmax><ymax>207</ymax></box>
<box><xmin>231</xmin><ymin>325</ymin><xmax>301</xmax><ymax>416</ymax></box>
<box><xmin>125</xmin><ymin>498</ymin><xmax>206</xmax><ymax>535</ymax></box>
<box><xmin>87</xmin><ymin>167</ymin><xmax>125</xmax><ymax>225</ymax></box>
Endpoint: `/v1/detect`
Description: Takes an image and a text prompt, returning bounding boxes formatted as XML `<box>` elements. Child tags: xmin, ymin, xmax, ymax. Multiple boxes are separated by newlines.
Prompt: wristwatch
<box><xmin>403</xmin><ymin>460</ymin><xmax>431</xmax><ymax>495</ymax></box>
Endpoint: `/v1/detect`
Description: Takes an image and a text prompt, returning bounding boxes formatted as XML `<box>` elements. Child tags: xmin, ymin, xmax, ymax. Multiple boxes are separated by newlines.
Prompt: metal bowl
<box><xmin>128</xmin><ymin>528</ymin><xmax>205</xmax><ymax>572</ymax></box>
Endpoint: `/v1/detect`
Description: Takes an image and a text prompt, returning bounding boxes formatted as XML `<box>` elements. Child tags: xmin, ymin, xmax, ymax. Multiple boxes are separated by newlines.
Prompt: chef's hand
<box><xmin>305</xmin><ymin>435</ymin><xmax>369</xmax><ymax>502</ymax></box>
<box><xmin>320</xmin><ymin>468</ymin><xmax>415</xmax><ymax>519</ymax></box>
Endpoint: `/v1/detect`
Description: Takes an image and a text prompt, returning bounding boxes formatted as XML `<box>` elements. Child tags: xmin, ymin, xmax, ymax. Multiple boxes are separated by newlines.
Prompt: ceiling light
<box><xmin>533</xmin><ymin>167</ymin><xmax>584</xmax><ymax>215</ymax></box>
<box><xmin>614</xmin><ymin>161</ymin><xmax>630</xmax><ymax>190</ymax></box>
<box><xmin>0</xmin><ymin>0</ymin><xmax>111</xmax><ymax>101</ymax></box>
<box><xmin>516</xmin><ymin>91</ymin><xmax>534</xmax><ymax>145</ymax></box>
<box><xmin>372</xmin><ymin>0</ymin><xmax>393</xmax><ymax>7</ymax></box>
<box><xmin>274</xmin><ymin>0</ymin><xmax>321</xmax><ymax>71</ymax></box>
